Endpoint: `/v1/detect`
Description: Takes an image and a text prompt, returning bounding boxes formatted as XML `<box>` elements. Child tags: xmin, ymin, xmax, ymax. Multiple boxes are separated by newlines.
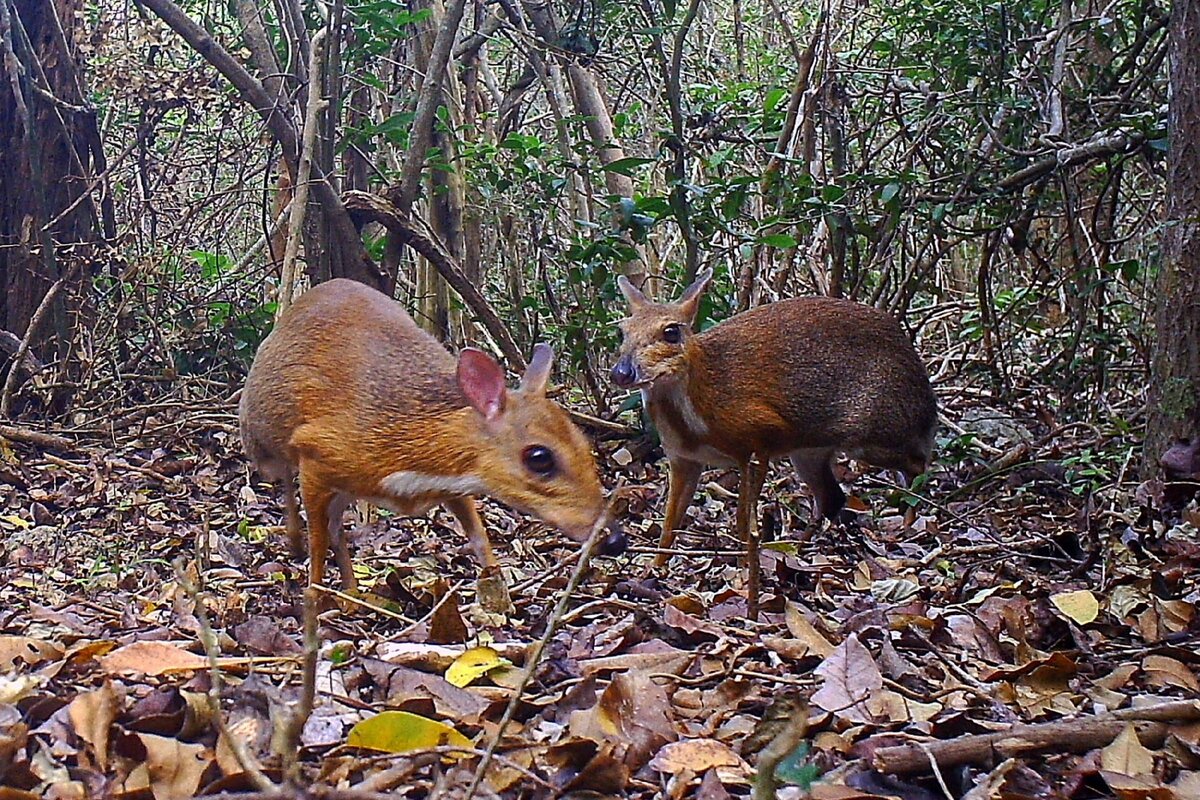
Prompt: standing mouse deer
<box><xmin>610</xmin><ymin>270</ymin><xmax>936</xmax><ymax>577</ymax></box>
<box><xmin>240</xmin><ymin>279</ymin><xmax>626</xmax><ymax>592</ymax></box>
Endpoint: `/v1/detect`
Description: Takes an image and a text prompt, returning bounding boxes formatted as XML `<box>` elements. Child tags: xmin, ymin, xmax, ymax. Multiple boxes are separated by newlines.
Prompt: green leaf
<box><xmin>880</xmin><ymin>182</ymin><xmax>902</xmax><ymax>204</ymax></box>
<box><xmin>774</xmin><ymin>741</ymin><xmax>819</xmax><ymax>788</ymax></box>
<box><xmin>764</xmin><ymin>86</ymin><xmax>788</xmax><ymax>117</ymax></box>
<box><xmin>758</xmin><ymin>233</ymin><xmax>798</xmax><ymax>248</ymax></box>
<box><xmin>602</xmin><ymin>157</ymin><xmax>656</xmax><ymax>177</ymax></box>
<box><xmin>347</xmin><ymin>711</ymin><xmax>472</xmax><ymax>754</ymax></box>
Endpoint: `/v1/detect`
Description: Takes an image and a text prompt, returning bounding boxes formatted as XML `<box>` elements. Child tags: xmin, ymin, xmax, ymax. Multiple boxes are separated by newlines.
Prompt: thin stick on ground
<box><xmin>280</xmin><ymin>583</ymin><xmax>322</xmax><ymax>785</ymax></box>
<box><xmin>0</xmin><ymin>423</ymin><xmax>76</xmax><ymax>451</ymax></box>
<box><xmin>870</xmin><ymin>698</ymin><xmax>1200</xmax><ymax>774</ymax></box>
<box><xmin>176</xmin><ymin>558</ymin><xmax>279</xmax><ymax>794</ymax></box>
<box><xmin>462</xmin><ymin>516</ymin><xmax>609</xmax><ymax>799</ymax></box>
<box><xmin>1</xmin><ymin>266</ymin><xmax>75</xmax><ymax>417</ymax></box>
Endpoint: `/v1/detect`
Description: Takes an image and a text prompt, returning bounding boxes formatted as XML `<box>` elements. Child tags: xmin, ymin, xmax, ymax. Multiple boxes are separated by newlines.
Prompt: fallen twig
<box><xmin>462</xmin><ymin>515</ymin><xmax>608</xmax><ymax>798</ymax></box>
<box><xmin>870</xmin><ymin>699</ymin><xmax>1200</xmax><ymax>774</ymax></box>
<box><xmin>177</xmin><ymin>557</ymin><xmax>280</xmax><ymax>794</ymax></box>
<box><xmin>0</xmin><ymin>423</ymin><xmax>77</xmax><ymax>452</ymax></box>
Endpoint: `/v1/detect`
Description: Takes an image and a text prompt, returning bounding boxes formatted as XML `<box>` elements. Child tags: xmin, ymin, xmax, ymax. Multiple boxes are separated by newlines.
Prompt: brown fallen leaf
<box><xmin>360</xmin><ymin>659</ymin><xmax>488</xmax><ymax>721</ymax></box>
<box><xmin>67</xmin><ymin>682</ymin><xmax>119</xmax><ymax>771</ymax></box>
<box><xmin>1099</xmin><ymin>770</ymin><xmax>1174</xmax><ymax>799</ymax></box>
<box><xmin>579</xmin><ymin>641</ymin><xmax>693</xmax><ymax>676</ymax></box>
<box><xmin>810</xmin><ymin>634</ymin><xmax>882</xmax><ymax>723</ymax></box>
<box><xmin>0</xmin><ymin>636</ymin><xmax>63</xmax><ymax>671</ymax></box>
<box><xmin>429</xmin><ymin>578</ymin><xmax>470</xmax><ymax>643</ymax></box>
<box><xmin>1141</xmin><ymin>655</ymin><xmax>1200</xmax><ymax>692</ymax></box>
<box><xmin>696</xmin><ymin>768</ymin><xmax>732</xmax><ymax>800</ymax></box>
<box><xmin>216</xmin><ymin>714</ymin><xmax>268</xmax><ymax>776</ymax></box>
<box><xmin>762</xmin><ymin>635</ymin><xmax>813</xmax><ymax>661</ymax></box>
<box><xmin>569</xmin><ymin>670</ymin><xmax>677</xmax><ymax>770</ymax></box>
<box><xmin>232</xmin><ymin>617</ymin><xmax>302</xmax><ymax>656</ymax></box>
<box><xmin>785</xmin><ymin>602</ymin><xmax>836</xmax><ymax>657</ymax></box>
<box><xmin>138</xmin><ymin>733</ymin><xmax>212</xmax><ymax>800</ymax></box>
<box><xmin>99</xmin><ymin>642</ymin><xmax>253</xmax><ymax>676</ymax></box>
<box><xmin>1101</xmin><ymin>724</ymin><xmax>1156</xmax><ymax>777</ymax></box>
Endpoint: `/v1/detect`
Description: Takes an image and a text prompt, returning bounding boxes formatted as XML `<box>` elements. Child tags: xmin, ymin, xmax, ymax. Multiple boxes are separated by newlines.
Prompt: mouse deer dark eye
<box><xmin>522</xmin><ymin>445</ymin><xmax>558</xmax><ymax>477</ymax></box>
<box><xmin>662</xmin><ymin>324</ymin><xmax>683</xmax><ymax>344</ymax></box>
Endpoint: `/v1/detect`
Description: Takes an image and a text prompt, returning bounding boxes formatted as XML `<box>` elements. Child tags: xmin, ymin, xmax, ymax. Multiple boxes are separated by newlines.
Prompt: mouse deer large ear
<box><xmin>457</xmin><ymin>348</ymin><xmax>507</xmax><ymax>421</ymax></box>
<box><xmin>676</xmin><ymin>268</ymin><xmax>713</xmax><ymax>323</ymax></box>
<box><xmin>617</xmin><ymin>275</ymin><xmax>650</xmax><ymax>309</ymax></box>
<box><xmin>520</xmin><ymin>343</ymin><xmax>554</xmax><ymax>395</ymax></box>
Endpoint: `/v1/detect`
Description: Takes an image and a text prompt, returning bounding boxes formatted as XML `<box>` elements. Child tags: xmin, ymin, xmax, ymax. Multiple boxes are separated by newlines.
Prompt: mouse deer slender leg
<box><xmin>655</xmin><ymin>457</ymin><xmax>704</xmax><ymax>567</ymax></box>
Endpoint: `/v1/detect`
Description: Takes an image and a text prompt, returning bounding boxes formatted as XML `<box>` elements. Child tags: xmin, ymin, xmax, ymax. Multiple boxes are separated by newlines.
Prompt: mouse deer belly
<box><xmin>372</xmin><ymin>470</ymin><xmax>488</xmax><ymax>516</ymax></box>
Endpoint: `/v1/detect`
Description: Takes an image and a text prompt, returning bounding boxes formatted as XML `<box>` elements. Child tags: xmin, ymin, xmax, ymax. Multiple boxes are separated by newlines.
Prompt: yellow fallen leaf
<box><xmin>347</xmin><ymin>711</ymin><xmax>471</xmax><ymax>754</ymax></box>
<box><xmin>0</xmin><ymin>515</ymin><xmax>32</xmax><ymax>530</ymax></box>
<box><xmin>648</xmin><ymin>738</ymin><xmax>749</xmax><ymax>775</ymax></box>
<box><xmin>445</xmin><ymin>646</ymin><xmax>510</xmax><ymax>688</ymax></box>
<box><xmin>1051</xmin><ymin>589</ymin><xmax>1099</xmax><ymax>625</ymax></box>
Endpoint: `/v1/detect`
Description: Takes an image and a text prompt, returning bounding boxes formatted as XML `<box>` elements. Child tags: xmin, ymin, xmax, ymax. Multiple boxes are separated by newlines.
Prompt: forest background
<box><xmin>1</xmin><ymin>0</ymin><xmax>1200</xmax><ymax>796</ymax></box>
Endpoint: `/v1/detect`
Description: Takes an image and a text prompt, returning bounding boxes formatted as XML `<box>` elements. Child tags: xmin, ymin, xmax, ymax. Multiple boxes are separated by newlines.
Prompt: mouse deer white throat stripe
<box><xmin>380</xmin><ymin>471</ymin><xmax>486</xmax><ymax>499</ymax></box>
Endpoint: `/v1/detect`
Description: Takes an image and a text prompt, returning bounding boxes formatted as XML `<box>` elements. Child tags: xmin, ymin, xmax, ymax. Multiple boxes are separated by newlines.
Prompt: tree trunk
<box><xmin>1145</xmin><ymin>0</ymin><xmax>1200</xmax><ymax>474</ymax></box>
<box><xmin>0</xmin><ymin>0</ymin><xmax>100</xmax><ymax>415</ymax></box>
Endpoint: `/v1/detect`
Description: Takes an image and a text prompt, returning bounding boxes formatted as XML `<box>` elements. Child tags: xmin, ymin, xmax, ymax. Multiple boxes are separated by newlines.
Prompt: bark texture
<box><xmin>1145</xmin><ymin>0</ymin><xmax>1200</xmax><ymax>473</ymax></box>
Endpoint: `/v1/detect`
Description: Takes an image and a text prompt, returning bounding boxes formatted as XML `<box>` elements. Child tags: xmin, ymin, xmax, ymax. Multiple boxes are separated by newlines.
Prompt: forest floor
<box><xmin>1</xmin><ymin>388</ymin><xmax>1199</xmax><ymax>799</ymax></box>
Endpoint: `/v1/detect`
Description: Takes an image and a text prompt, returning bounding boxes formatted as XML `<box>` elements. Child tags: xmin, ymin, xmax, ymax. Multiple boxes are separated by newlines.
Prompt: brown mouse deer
<box><xmin>240</xmin><ymin>279</ymin><xmax>625</xmax><ymax>593</ymax></box>
<box><xmin>611</xmin><ymin>270</ymin><xmax>936</xmax><ymax>596</ymax></box>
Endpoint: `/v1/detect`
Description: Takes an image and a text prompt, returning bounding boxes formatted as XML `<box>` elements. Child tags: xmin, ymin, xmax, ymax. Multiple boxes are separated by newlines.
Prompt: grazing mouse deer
<box><xmin>610</xmin><ymin>270</ymin><xmax>936</xmax><ymax>595</ymax></box>
<box><xmin>240</xmin><ymin>279</ymin><xmax>626</xmax><ymax>593</ymax></box>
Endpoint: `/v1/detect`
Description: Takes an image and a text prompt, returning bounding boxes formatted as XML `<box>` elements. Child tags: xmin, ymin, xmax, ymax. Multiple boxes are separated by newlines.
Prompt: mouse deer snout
<box><xmin>610</xmin><ymin>355</ymin><xmax>638</xmax><ymax>388</ymax></box>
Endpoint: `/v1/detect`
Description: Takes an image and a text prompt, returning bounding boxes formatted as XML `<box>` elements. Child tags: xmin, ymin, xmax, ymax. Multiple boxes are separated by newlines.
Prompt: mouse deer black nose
<box><xmin>598</xmin><ymin>521</ymin><xmax>628</xmax><ymax>556</ymax></box>
<box><xmin>610</xmin><ymin>356</ymin><xmax>636</xmax><ymax>388</ymax></box>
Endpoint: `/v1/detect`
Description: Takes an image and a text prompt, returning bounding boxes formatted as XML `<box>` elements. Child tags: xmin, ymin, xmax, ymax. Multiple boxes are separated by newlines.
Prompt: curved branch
<box><xmin>917</xmin><ymin>131</ymin><xmax>1149</xmax><ymax>204</ymax></box>
<box><xmin>138</xmin><ymin>0</ymin><xmax>383</xmax><ymax>288</ymax></box>
<box><xmin>343</xmin><ymin>191</ymin><xmax>526</xmax><ymax>368</ymax></box>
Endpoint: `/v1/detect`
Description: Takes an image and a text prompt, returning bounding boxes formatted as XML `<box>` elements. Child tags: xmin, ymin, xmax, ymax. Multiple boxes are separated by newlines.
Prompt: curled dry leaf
<box><xmin>1141</xmin><ymin>655</ymin><xmax>1200</xmax><ymax>692</ymax></box>
<box><xmin>569</xmin><ymin>670</ymin><xmax>678</xmax><ymax>770</ymax></box>
<box><xmin>137</xmin><ymin>733</ymin><xmax>212</xmax><ymax>800</ymax></box>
